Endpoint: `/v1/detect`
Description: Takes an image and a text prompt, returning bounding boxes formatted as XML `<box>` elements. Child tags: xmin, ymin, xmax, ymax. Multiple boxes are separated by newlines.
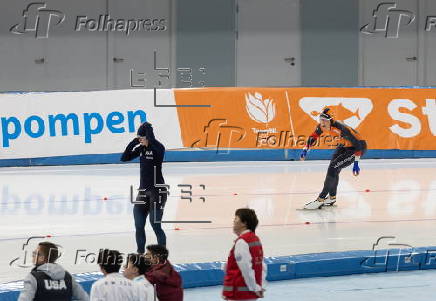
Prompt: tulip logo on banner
<box><xmin>299</xmin><ymin>97</ymin><xmax>373</xmax><ymax>129</ymax></box>
<box><xmin>245</xmin><ymin>93</ymin><xmax>277</xmax><ymax>125</ymax></box>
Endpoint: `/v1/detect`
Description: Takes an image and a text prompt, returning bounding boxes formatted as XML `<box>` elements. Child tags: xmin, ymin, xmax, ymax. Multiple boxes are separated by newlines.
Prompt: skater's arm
<box><xmin>121</xmin><ymin>138</ymin><xmax>142</xmax><ymax>162</ymax></box>
<box><xmin>301</xmin><ymin>126</ymin><xmax>321</xmax><ymax>160</ymax></box>
<box><xmin>306</xmin><ymin>126</ymin><xmax>322</xmax><ymax>149</ymax></box>
<box><xmin>234</xmin><ymin>239</ymin><xmax>262</xmax><ymax>292</ymax></box>
<box><xmin>17</xmin><ymin>274</ymin><xmax>37</xmax><ymax>301</ymax></box>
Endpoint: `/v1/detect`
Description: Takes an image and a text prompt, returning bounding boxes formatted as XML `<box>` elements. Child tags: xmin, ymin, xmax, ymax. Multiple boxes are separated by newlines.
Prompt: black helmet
<box><xmin>319</xmin><ymin>108</ymin><xmax>333</xmax><ymax>121</ymax></box>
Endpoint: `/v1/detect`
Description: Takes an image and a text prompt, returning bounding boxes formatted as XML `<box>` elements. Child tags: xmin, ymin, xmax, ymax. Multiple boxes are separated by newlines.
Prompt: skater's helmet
<box><xmin>319</xmin><ymin>107</ymin><xmax>334</xmax><ymax>122</ymax></box>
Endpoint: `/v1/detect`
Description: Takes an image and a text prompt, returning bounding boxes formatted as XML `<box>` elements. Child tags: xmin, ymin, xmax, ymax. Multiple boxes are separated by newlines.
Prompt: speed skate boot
<box><xmin>323</xmin><ymin>195</ymin><xmax>336</xmax><ymax>206</ymax></box>
<box><xmin>303</xmin><ymin>197</ymin><xmax>326</xmax><ymax>210</ymax></box>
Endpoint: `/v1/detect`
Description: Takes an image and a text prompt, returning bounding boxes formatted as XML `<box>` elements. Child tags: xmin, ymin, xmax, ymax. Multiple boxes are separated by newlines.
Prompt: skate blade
<box><xmin>296</xmin><ymin>207</ymin><xmax>323</xmax><ymax>211</ymax></box>
<box><xmin>296</xmin><ymin>204</ymin><xmax>337</xmax><ymax>210</ymax></box>
<box><xmin>321</xmin><ymin>204</ymin><xmax>338</xmax><ymax>208</ymax></box>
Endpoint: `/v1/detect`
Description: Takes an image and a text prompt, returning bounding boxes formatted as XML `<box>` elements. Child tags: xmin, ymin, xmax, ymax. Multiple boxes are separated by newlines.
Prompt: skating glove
<box><xmin>129</xmin><ymin>137</ymin><xmax>140</xmax><ymax>147</ymax></box>
<box><xmin>352</xmin><ymin>160</ymin><xmax>360</xmax><ymax>176</ymax></box>
<box><xmin>300</xmin><ymin>147</ymin><xmax>308</xmax><ymax>160</ymax></box>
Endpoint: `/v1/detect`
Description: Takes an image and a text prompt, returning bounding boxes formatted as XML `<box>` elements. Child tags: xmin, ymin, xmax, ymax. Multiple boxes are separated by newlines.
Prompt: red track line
<box><xmin>185</xmin><ymin>217</ymin><xmax>436</xmax><ymax>230</ymax></box>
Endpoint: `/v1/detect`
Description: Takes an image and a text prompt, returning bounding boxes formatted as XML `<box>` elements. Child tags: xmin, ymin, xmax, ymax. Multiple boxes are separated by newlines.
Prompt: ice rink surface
<box><xmin>1</xmin><ymin>158</ymin><xmax>436</xmax><ymax>288</ymax></box>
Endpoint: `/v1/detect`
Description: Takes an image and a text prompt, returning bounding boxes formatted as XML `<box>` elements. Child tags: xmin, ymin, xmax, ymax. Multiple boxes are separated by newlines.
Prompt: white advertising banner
<box><xmin>0</xmin><ymin>89</ymin><xmax>183</xmax><ymax>159</ymax></box>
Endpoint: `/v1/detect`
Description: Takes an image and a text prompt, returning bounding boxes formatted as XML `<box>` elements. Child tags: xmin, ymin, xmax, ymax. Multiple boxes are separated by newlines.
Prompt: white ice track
<box><xmin>1</xmin><ymin>159</ymin><xmax>436</xmax><ymax>286</ymax></box>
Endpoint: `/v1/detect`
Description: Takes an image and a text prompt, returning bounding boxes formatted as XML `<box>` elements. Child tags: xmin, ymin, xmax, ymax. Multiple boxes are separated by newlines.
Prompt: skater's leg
<box><xmin>133</xmin><ymin>191</ymin><xmax>150</xmax><ymax>253</ymax></box>
<box><xmin>323</xmin><ymin>173</ymin><xmax>339</xmax><ymax>206</ymax></box>
<box><xmin>329</xmin><ymin>173</ymin><xmax>340</xmax><ymax>197</ymax></box>
<box><xmin>319</xmin><ymin>166</ymin><xmax>338</xmax><ymax>199</ymax></box>
<box><xmin>148</xmin><ymin>189</ymin><xmax>167</xmax><ymax>246</ymax></box>
<box><xmin>318</xmin><ymin>147</ymin><xmax>343</xmax><ymax>199</ymax></box>
<box><xmin>305</xmin><ymin>148</ymin><xmax>342</xmax><ymax>209</ymax></box>
<box><xmin>328</xmin><ymin>148</ymin><xmax>356</xmax><ymax>197</ymax></box>
<box><xmin>305</xmin><ymin>167</ymin><xmax>337</xmax><ymax>209</ymax></box>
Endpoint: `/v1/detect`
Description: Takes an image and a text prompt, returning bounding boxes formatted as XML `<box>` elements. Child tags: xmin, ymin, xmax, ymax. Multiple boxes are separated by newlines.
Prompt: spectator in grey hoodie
<box><xmin>18</xmin><ymin>241</ymin><xmax>89</xmax><ymax>301</ymax></box>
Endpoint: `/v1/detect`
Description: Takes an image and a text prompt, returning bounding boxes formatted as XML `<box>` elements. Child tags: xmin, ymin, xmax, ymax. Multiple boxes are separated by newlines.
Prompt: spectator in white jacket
<box><xmin>90</xmin><ymin>249</ymin><xmax>138</xmax><ymax>301</ymax></box>
<box><xmin>123</xmin><ymin>253</ymin><xmax>158</xmax><ymax>301</ymax></box>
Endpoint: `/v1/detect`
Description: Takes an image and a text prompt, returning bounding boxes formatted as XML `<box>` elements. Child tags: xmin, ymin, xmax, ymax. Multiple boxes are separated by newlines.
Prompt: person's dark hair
<box><xmin>146</xmin><ymin>245</ymin><xmax>168</xmax><ymax>264</ymax></box>
<box><xmin>137</xmin><ymin>122</ymin><xmax>155</xmax><ymax>140</ymax></box>
<box><xmin>37</xmin><ymin>242</ymin><xmax>59</xmax><ymax>263</ymax></box>
<box><xmin>98</xmin><ymin>249</ymin><xmax>123</xmax><ymax>274</ymax></box>
<box><xmin>127</xmin><ymin>253</ymin><xmax>153</xmax><ymax>274</ymax></box>
<box><xmin>235</xmin><ymin>208</ymin><xmax>259</xmax><ymax>232</ymax></box>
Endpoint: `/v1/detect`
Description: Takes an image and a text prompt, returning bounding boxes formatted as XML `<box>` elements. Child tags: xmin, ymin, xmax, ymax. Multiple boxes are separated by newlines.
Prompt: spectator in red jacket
<box><xmin>222</xmin><ymin>208</ymin><xmax>267</xmax><ymax>301</ymax></box>
<box><xmin>145</xmin><ymin>245</ymin><xmax>183</xmax><ymax>301</ymax></box>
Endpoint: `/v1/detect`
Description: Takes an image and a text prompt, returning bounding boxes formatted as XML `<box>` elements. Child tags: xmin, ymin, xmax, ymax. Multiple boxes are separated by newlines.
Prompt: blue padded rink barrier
<box><xmin>1</xmin><ymin>149</ymin><xmax>436</xmax><ymax>167</ymax></box>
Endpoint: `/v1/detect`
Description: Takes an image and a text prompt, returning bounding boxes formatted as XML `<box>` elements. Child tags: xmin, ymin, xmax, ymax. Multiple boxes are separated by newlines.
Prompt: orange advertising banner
<box><xmin>174</xmin><ymin>87</ymin><xmax>436</xmax><ymax>150</ymax></box>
